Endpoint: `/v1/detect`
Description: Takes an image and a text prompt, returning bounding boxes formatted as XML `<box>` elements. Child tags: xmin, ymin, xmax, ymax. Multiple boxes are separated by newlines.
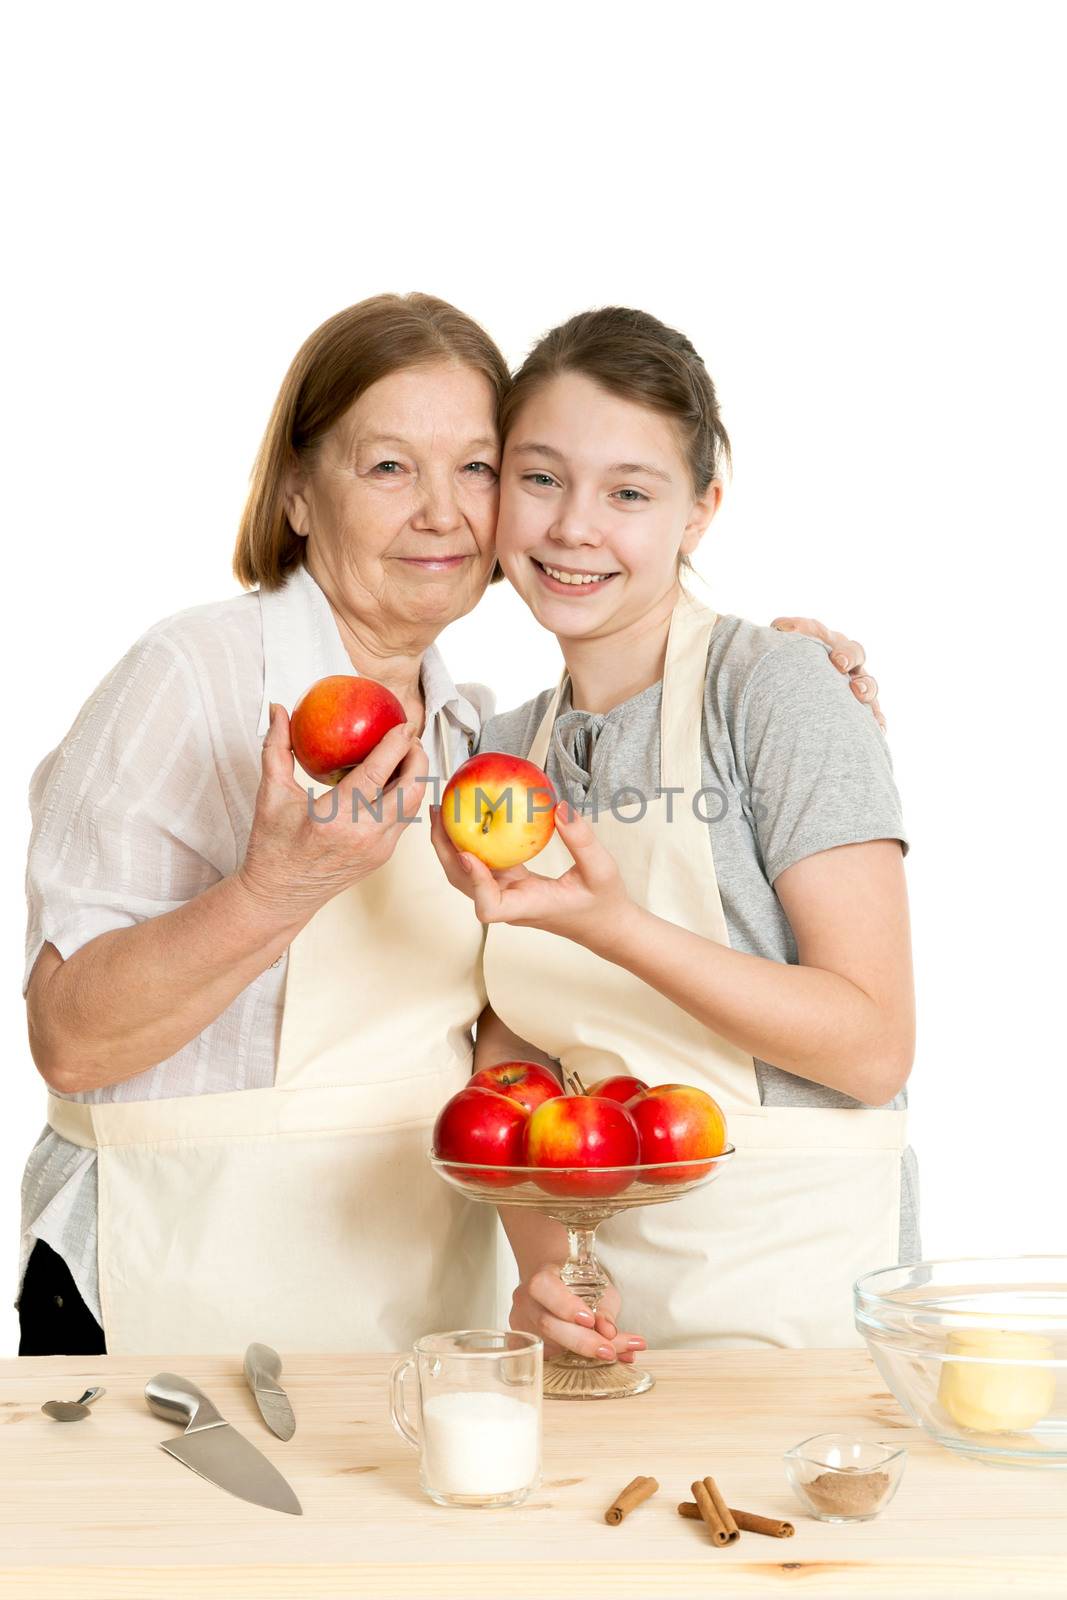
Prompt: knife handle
<box><xmin>244</xmin><ymin>1342</ymin><xmax>283</xmax><ymax>1390</ymax></box>
<box><xmin>145</xmin><ymin>1372</ymin><xmax>226</xmax><ymax>1432</ymax></box>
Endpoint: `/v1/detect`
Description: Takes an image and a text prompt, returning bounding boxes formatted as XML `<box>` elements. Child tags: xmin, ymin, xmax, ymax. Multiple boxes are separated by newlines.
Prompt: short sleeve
<box><xmin>23</xmin><ymin>629</ymin><xmax>229</xmax><ymax>996</ymax></box>
<box><xmin>739</xmin><ymin>636</ymin><xmax>909</xmax><ymax>887</ymax></box>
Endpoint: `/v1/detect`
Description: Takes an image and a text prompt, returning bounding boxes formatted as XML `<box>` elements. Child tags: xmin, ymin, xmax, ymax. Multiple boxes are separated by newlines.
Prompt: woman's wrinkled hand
<box><xmin>430</xmin><ymin>799</ymin><xmax>632</xmax><ymax>945</ymax></box>
<box><xmin>510</xmin><ymin>1262</ymin><xmax>646</xmax><ymax>1364</ymax></box>
<box><xmin>237</xmin><ymin>701</ymin><xmax>429</xmax><ymax>917</ymax></box>
<box><xmin>771</xmin><ymin>616</ymin><xmax>886</xmax><ymax>734</ymax></box>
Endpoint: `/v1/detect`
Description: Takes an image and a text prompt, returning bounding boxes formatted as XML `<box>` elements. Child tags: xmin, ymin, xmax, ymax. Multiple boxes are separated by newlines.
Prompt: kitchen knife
<box><xmin>145</xmin><ymin>1372</ymin><xmax>302</xmax><ymax>1515</ymax></box>
<box><xmin>243</xmin><ymin>1342</ymin><xmax>297</xmax><ymax>1441</ymax></box>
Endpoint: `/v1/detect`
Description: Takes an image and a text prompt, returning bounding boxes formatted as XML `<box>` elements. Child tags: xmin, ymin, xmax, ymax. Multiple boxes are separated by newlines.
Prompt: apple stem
<box><xmin>566</xmin><ymin>1070</ymin><xmax>589</xmax><ymax>1096</ymax></box>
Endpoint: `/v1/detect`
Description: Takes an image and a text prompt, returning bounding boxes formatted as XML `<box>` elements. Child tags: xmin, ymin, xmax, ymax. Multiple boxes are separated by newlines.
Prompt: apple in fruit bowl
<box><xmin>440</xmin><ymin>752</ymin><xmax>557</xmax><ymax>870</ymax></box>
<box><xmin>290</xmin><ymin>674</ymin><xmax>406</xmax><ymax>786</ymax></box>
<box><xmin>468</xmin><ymin>1060</ymin><xmax>563</xmax><ymax>1115</ymax></box>
<box><xmin>626</xmin><ymin>1084</ymin><xmax>728</xmax><ymax>1184</ymax></box>
<box><xmin>524</xmin><ymin>1095</ymin><xmax>639</xmax><ymax>1198</ymax></box>
<box><xmin>585</xmin><ymin>1074</ymin><xmax>649</xmax><ymax>1106</ymax></box>
<box><xmin>432</xmin><ymin>1086</ymin><xmax>528</xmax><ymax>1187</ymax></box>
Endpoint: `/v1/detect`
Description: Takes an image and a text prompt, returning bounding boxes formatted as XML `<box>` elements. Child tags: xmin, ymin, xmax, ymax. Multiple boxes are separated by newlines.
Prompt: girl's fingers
<box><xmin>466</xmin><ymin>855</ymin><xmax>508</xmax><ymax>920</ymax></box>
<box><xmin>594</xmin><ymin>1310</ymin><xmax>646</xmax><ymax>1356</ymax></box>
<box><xmin>521</xmin><ymin>1271</ymin><xmax>643</xmax><ymax>1360</ymax></box>
<box><xmin>428</xmin><ymin>806</ymin><xmax>475</xmax><ymax>893</ymax></box>
<box><xmin>528</xmin><ymin>1266</ymin><xmax>603</xmax><ymax>1325</ymax></box>
<box><xmin>530</xmin><ymin>1308</ymin><xmax>620</xmax><ymax>1362</ymax></box>
<box><xmin>849</xmin><ymin>672</ymin><xmax>879</xmax><ymax>704</ymax></box>
<box><xmin>554</xmin><ymin>802</ymin><xmax>616</xmax><ymax>885</ymax></box>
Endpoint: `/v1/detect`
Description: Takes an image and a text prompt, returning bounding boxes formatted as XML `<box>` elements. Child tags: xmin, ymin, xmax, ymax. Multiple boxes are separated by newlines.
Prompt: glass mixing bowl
<box><xmin>854</xmin><ymin>1257</ymin><xmax>1067</xmax><ymax>1468</ymax></box>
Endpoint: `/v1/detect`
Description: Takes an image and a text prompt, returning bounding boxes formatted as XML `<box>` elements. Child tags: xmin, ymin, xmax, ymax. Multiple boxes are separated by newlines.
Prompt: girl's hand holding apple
<box><xmin>237</xmin><ymin>699</ymin><xmax>429</xmax><ymax>920</ymax></box>
<box><xmin>430</xmin><ymin>797</ymin><xmax>634</xmax><ymax>946</ymax></box>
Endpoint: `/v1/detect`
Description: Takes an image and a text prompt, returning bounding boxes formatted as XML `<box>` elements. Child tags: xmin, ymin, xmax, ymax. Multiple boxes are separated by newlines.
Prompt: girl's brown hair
<box><xmin>499</xmin><ymin>306</ymin><xmax>731</xmax><ymax>571</ymax></box>
<box><xmin>233</xmin><ymin>293</ymin><xmax>512</xmax><ymax>590</ymax></box>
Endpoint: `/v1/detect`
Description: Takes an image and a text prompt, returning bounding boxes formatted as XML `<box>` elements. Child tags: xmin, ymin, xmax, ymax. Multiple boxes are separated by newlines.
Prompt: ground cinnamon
<box><xmin>690</xmin><ymin>1477</ymin><xmax>740</xmax><ymax>1544</ymax></box>
<box><xmin>604</xmin><ymin>1475</ymin><xmax>659</xmax><ymax>1524</ymax></box>
<box><xmin>679</xmin><ymin>1502</ymin><xmax>795</xmax><ymax>1538</ymax></box>
<box><xmin>802</xmin><ymin>1468</ymin><xmax>889</xmax><ymax>1517</ymax></box>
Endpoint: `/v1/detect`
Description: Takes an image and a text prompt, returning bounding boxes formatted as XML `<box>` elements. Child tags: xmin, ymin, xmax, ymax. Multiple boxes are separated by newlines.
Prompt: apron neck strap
<box><xmin>525</xmin><ymin>588</ymin><xmax>719</xmax><ymax>788</ymax></box>
<box><xmin>660</xmin><ymin>589</ymin><xmax>718</xmax><ymax>796</ymax></box>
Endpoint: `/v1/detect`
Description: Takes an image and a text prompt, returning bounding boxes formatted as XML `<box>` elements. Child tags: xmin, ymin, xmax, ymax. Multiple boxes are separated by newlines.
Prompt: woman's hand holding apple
<box><xmin>510</xmin><ymin>1264</ymin><xmax>646</xmax><ymax>1366</ymax></box>
<box><xmin>236</xmin><ymin>700</ymin><xmax>429</xmax><ymax>920</ymax></box>
<box><xmin>430</xmin><ymin>798</ymin><xmax>634</xmax><ymax>946</ymax></box>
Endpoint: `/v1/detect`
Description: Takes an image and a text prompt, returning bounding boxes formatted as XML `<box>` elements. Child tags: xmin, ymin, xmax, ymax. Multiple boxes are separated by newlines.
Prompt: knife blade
<box><xmin>145</xmin><ymin>1372</ymin><xmax>302</xmax><ymax>1515</ymax></box>
<box><xmin>243</xmin><ymin>1342</ymin><xmax>296</xmax><ymax>1441</ymax></box>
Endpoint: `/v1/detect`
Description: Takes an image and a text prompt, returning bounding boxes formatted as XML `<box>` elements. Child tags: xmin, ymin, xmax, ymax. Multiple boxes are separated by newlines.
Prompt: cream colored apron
<box><xmin>483</xmin><ymin>590</ymin><xmax>906</xmax><ymax>1349</ymax></box>
<box><xmin>48</xmin><ymin>711</ymin><xmax>497</xmax><ymax>1354</ymax></box>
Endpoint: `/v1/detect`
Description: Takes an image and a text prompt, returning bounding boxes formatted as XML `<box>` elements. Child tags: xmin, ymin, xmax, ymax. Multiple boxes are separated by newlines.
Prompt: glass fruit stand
<box><xmin>429</xmin><ymin>1142</ymin><xmax>734</xmax><ymax>1400</ymax></box>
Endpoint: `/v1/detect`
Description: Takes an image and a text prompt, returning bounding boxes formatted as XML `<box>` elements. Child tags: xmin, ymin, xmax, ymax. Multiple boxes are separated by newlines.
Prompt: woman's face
<box><xmin>287</xmin><ymin>361</ymin><xmax>500</xmax><ymax>642</ymax></box>
<box><xmin>494</xmin><ymin>372</ymin><xmax>720</xmax><ymax>643</ymax></box>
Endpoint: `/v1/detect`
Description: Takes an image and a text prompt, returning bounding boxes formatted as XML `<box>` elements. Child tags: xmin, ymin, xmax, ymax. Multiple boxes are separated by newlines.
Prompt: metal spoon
<box><xmin>41</xmin><ymin>1385</ymin><xmax>106</xmax><ymax>1421</ymax></box>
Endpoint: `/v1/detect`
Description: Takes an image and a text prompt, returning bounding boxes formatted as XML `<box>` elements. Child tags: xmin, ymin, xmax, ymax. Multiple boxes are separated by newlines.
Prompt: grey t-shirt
<box><xmin>478</xmin><ymin>614</ymin><xmax>920</xmax><ymax>1263</ymax></box>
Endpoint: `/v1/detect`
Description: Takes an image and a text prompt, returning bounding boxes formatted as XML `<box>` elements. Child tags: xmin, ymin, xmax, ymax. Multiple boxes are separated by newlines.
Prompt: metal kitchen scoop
<box><xmin>145</xmin><ymin>1372</ymin><xmax>302</xmax><ymax>1515</ymax></box>
<box><xmin>244</xmin><ymin>1343</ymin><xmax>296</xmax><ymax>1440</ymax></box>
<box><xmin>41</xmin><ymin>1385</ymin><xmax>106</xmax><ymax>1421</ymax></box>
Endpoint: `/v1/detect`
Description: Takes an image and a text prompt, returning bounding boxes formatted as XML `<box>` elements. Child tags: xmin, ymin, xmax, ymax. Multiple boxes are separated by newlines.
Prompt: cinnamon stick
<box><xmin>690</xmin><ymin>1478</ymin><xmax>739</xmax><ymax>1544</ymax></box>
<box><xmin>679</xmin><ymin>1502</ymin><xmax>794</xmax><ymax>1538</ymax></box>
<box><xmin>605</xmin><ymin>1475</ymin><xmax>658</xmax><ymax>1525</ymax></box>
<box><xmin>703</xmin><ymin>1476</ymin><xmax>740</xmax><ymax>1541</ymax></box>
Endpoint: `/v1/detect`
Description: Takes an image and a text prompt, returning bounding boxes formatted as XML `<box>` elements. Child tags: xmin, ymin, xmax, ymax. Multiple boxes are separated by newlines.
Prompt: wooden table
<box><xmin>3</xmin><ymin>1348</ymin><xmax>1066</xmax><ymax>1597</ymax></box>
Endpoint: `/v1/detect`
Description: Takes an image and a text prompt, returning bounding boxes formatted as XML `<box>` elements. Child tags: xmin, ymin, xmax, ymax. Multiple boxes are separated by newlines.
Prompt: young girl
<box><xmin>431</xmin><ymin>306</ymin><xmax>916</xmax><ymax>1360</ymax></box>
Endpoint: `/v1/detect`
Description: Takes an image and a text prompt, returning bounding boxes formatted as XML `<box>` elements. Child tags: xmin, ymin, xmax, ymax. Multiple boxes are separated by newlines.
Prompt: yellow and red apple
<box><xmin>468</xmin><ymin>1060</ymin><xmax>563</xmax><ymax>1115</ymax></box>
<box><xmin>627</xmin><ymin>1084</ymin><xmax>728</xmax><ymax>1184</ymax></box>
<box><xmin>290</xmin><ymin>674</ymin><xmax>406</xmax><ymax>785</ymax></box>
<box><xmin>524</xmin><ymin>1094</ymin><xmax>639</xmax><ymax>1198</ymax></box>
<box><xmin>440</xmin><ymin>752</ymin><xmax>557</xmax><ymax>870</ymax></box>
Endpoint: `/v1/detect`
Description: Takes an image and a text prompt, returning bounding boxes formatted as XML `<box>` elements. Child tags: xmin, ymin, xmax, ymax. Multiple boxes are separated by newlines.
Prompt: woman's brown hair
<box><xmin>499</xmin><ymin>306</ymin><xmax>731</xmax><ymax>572</ymax></box>
<box><xmin>233</xmin><ymin>293</ymin><xmax>512</xmax><ymax>590</ymax></box>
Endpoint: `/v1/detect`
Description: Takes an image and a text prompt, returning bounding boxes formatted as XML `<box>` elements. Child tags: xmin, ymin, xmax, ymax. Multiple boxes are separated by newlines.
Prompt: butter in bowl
<box><xmin>854</xmin><ymin>1256</ymin><xmax>1067</xmax><ymax>1468</ymax></box>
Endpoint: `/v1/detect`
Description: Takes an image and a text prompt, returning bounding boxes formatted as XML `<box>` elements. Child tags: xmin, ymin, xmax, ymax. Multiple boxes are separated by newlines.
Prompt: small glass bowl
<box><xmin>784</xmin><ymin>1433</ymin><xmax>907</xmax><ymax>1522</ymax></box>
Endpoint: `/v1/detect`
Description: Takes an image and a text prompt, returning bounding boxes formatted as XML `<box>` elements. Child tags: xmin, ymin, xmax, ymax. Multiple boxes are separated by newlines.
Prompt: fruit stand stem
<box><xmin>560</xmin><ymin>1227</ymin><xmax>606</xmax><ymax>1314</ymax></box>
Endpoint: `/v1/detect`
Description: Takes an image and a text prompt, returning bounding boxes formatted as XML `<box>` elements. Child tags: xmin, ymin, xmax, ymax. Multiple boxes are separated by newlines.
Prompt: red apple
<box><xmin>440</xmin><ymin>751</ymin><xmax>557</xmax><ymax>870</ymax></box>
<box><xmin>290</xmin><ymin>674</ymin><xmax>406</xmax><ymax>785</ymax></box>
<box><xmin>627</xmin><ymin>1084</ymin><xmax>728</xmax><ymax>1184</ymax></box>
<box><xmin>585</xmin><ymin>1074</ymin><xmax>649</xmax><ymax>1105</ymax></box>
<box><xmin>432</xmin><ymin>1086</ymin><xmax>528</xmax><ymax>1187</ymax></box>
<box><xmin>524</xmin><ymin>1095</ymin><xmax>640</xmax><ymax>1198</ymax></box>
<box><xmin>468</xmin><ymin>1060</ymin><xmax>563</xmax><ymax>1115</ymax></box>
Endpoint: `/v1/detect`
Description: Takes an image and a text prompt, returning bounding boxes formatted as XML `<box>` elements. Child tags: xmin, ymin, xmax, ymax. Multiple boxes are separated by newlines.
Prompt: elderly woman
<box><xmin>18</xmin><ymin>293</ymin><xmax>885</xmax><ymax>1356</ymax></box>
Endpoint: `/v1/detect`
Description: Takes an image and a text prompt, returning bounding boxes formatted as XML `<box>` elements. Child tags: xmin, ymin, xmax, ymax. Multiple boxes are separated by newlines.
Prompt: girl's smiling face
<box><xmin>495</xmin><ymin>371</ymin><xmax>721</xmax><ymax>641</ymax></box>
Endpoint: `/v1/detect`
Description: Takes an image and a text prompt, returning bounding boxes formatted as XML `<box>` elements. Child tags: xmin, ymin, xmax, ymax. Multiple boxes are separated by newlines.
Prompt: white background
<box><xmin>2</xmin><ymin>2</ymin><xmax>1063</xmax><ymax>1353</ymax></box>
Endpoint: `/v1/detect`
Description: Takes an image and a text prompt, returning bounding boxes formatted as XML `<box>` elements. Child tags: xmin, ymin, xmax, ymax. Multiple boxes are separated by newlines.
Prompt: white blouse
<box><xmin>19</xmin><ymin>561</ymin><xmax>493</xmax><ymax>1327</ymax></box>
